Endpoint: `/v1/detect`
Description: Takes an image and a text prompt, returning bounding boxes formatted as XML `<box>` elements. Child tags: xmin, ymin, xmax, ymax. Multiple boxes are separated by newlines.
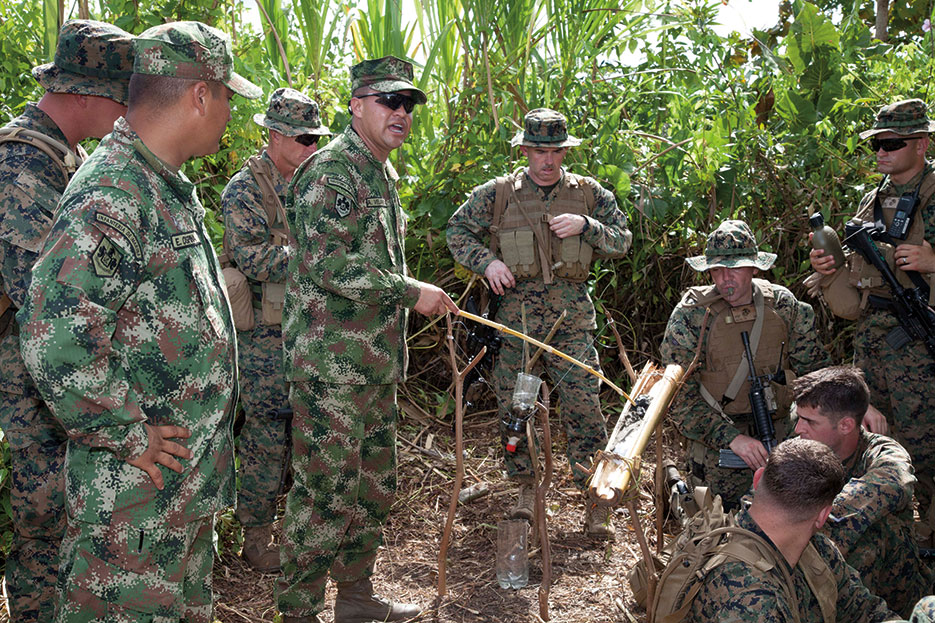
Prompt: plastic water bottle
<box><xmin>496</xmin><ymin>519</ymin><xmax>529</xmax><ymax>589</ymax></box>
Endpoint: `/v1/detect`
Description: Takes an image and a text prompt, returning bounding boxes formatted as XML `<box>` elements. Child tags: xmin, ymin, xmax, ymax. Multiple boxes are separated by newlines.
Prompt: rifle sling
<box><xmin>872</xmin><ymin>175</ymin><xmax>932</xmax><ymax>293</ymax></box>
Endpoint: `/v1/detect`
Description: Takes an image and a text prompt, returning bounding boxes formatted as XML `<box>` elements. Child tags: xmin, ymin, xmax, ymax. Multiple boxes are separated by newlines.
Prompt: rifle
<box><xmin>718</xmin><ymin>331</ymin><xmax>781</xmax><ymax>469</ymax></box>
<box><xmin>462</xmin><ymin>294</ymin><xmax>502</xmax><ymax>393</ymax></box>
<box><xmin>842</xmin><ymin>220</ymin><xmax>935</xmax><ymax>360</ymax></box>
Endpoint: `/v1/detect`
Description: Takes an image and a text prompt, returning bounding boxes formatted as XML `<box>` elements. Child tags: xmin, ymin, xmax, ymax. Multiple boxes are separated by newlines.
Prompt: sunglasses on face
<box><xmin>356</xmin><ymin>92</ymin><xmax>417</xmax><ymax>114</ymax></box>
<box><xmin>295</xmin><ymin>134</ymin><xmax>320</xmax><ymax>147</ymax></box>
<box><xmin>870</xmin><ymin>136</ymin><xmax>921</xmax><ymax>152</ymax></box>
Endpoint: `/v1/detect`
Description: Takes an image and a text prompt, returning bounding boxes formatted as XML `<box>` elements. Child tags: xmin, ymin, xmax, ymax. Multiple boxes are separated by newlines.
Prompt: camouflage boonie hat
<box><xmin>32</xmin><ymin>20</ymin><xmax>135</xmax><ymax>106</ymax></box>
<box><xmin>686</xmin><ymin>219</ymin><xmax>776</xmax><ymax>272</ymax></box>
<box><xmin>859</xmin><ymin>99</ymin><xmax>935</xmax><ymax>139</ymax></box>
<box><xmin>510</xmin><ymin>108</ymin><xmax>581</xmax><ymax>148</ymax></box>
<box><xmin>253</xmin><ymin>88</ymin><xmax>331</xmax><ymax>137</ymax></box>
<box><xmin>133</xmin><ymin>21</ymin><xmax>261</xmax><ymax>99</ymax></box>
<box><xmin>350</xmin><ymin>55</ymin><xmax>427</xmax><ymax>104</ymax></box>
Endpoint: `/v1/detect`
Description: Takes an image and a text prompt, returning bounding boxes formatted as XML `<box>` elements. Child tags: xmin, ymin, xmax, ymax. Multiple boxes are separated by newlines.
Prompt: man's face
<box><xmin>709</xmin><ymin>266</ymin><xmax>756</xmax><ymax>307</ymax></box>
<box><xmin>520</xmin><ymin>145</ymin><xmax>567</xmax><ymax>186</ymax></box>
<box><xmin>87</xmin><ymin>96</ymin><xmax>127</xmax><ymax>139</ymax></box>
<box><xmin>874</xmin><ymin>130</ymin><xmax>928</xmax><ymax>181</ymax></box>
<box><xmin>201</xmin><ymin>84</ymin><xmax>234</xmax><ymax>156</ymax></box>
<box><xmin>272</xmin><ymin>130</ymin><xmax>319</xmax><ymax>179</ymax></box>
<box><xmin>350</xmin><ymin>89</ymin><xmax>414</xmax><ymax>158</ymax></box>
<box><xmin>794</xmin><ymin>404</ymin><xmax>845</xmax><ymax>457</ymax></box>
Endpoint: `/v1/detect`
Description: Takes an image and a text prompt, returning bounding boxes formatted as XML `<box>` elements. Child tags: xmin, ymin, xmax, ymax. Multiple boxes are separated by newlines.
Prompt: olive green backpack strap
<box><xmin>0</xmin><ymin>126</ymin><xmax>85</xmax><ymax>183</ymax></box>
<box><xmin>488</xmin><ymin>174</ymin><xmax>511</xmax><ymax>258</ymax></box>
<box><xmin>798</xmin><ymin>542</ymin><xmax>837</xmax><ymax>623</ymax></box>
<box><xmin>246</xmin><ymin>154</ymin><xmax>288</xmax><ymax>236</ymax></box>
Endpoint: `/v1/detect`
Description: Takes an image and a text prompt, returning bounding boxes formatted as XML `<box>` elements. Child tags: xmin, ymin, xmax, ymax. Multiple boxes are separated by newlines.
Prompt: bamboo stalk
<box><xmin>457</xmin><ymin>310</ymin><xmax>630</xmax><ymax>401</ymax></box>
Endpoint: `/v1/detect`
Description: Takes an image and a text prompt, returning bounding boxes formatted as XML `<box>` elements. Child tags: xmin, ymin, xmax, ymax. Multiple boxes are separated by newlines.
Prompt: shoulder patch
<box><xmin>92</xmin><ymin>236</ymin><xmax>122</xmax><ymax>278</ymax></box>
<box><xmin>323</xmin><ymin>174</ymin><xmax>354</xmax><ymax>197</ymax></box>
<box><xmin>94</xmin><ymin>212</ymin><xmax>142</xmax><ymax>260</ymax></box>
<box><xmin>171</xmin><ymin>231</ymin><xmax>200</xmax><ymax>250</ymax></box>
<box><xmin>335</xmin><ymin>194</ymin><xmax>352</xmax><ymax>218</ymax></box>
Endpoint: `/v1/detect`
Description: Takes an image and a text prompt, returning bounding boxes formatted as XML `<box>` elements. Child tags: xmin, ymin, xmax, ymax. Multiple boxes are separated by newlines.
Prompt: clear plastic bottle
<box><xmin>496</xmin><ymin>519</ymin><xmax>529</xmax><ymax>589</ymax></box>
<box><xmin>809</xmin><ymin>212</ymin><xmax>845</xmax><ymax>270</ymax></box>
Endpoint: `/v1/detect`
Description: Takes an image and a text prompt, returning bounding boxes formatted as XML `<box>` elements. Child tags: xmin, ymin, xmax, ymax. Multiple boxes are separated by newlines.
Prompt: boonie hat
<box><xmin>253</xmin><ymin>88</ymin><xmax>331</xmax><ymax>137</ymax></box>
<box><xmin>859</xmin><ymin>99</ymin><xmax>935</xmax><ymax>140</ymax></box>
<box><xmin>686</xmin><ymin>219</ymin><xmax>776</xmax><ymax>272</ymax></box>
<box><xmin>133</xmin><ymin>21</ymin><xmax>261</xmax><ymax>99</ymax></box>
<box><xmin>510</xmin><ymin>108</ymin><xmax>581</xmax><ymax>148</ymax></box>
<box><xmin>32</xmin><ymin>20</ymin><xmax>135</xmax><ymax>106</ymax></box>
<box><xmin>350</xmin><ymin>55</ymin><xmax>427</xmax><ymax>104</ymax></box>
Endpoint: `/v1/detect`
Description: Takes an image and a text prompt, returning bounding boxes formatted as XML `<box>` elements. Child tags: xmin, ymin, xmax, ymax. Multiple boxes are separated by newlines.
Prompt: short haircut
<box><xmin>128</xmin><ymin>74</ymin><xmax>227</xmax><ymax>110</ymax></box>
<box><xmin>792</xmin><ymin>366</ymin><xmax>869</xmax><ymax>426</ymax></box>
<box><xmin>757</xmin><ymin>438</ymin><xmax>845</xmax><ymax>517</ymax></box>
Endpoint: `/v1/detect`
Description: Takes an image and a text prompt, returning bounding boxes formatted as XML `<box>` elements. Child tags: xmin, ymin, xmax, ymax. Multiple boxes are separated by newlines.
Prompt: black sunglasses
<box><xmin>295</xmin><ymin>134</ymin><xmax>320</xmax><ymax>147</ymax></box>
<box><xmin>870</xmin><ymin>136</ymin><xmax>921</xmax><ymax>152</ymax></box>
<box><xmin>356</xmin><ymin>92</ymin><xmax>417</xmax><ymax>114</ymax></box>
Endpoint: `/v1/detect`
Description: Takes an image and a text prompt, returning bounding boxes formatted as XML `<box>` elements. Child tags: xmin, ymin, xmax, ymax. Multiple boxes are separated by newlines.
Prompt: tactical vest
<box><xmin>848</xmin><ymin>168</ymin><xmax>935</xmax><ymax>302</ymax></box>
<box><xmin>691</xmin><ymin>280</ymin><xmax>792</xmax><ymax>418</ymax></box>
<box><xmin>489</xmin><ymin>169</ymin><xmax>595</xmax><ymax>284</ymax></box>
<box><xmin>0</xmin><ymin>127</ymin><xmax>87</xmax><ymax>334</ymax></box>
<box><xmin>221</xmin><ymin>152</ymin><xmax>290</xmax><ymax>327</ymax></box>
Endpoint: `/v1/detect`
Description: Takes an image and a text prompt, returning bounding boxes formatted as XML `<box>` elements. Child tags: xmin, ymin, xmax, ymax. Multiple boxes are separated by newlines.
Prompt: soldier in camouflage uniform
<box><xmin>220</xmin><ymin>87</ymin><xmax>331</xmax><ymax>573</ymax></box>
<box><xmin>661</xmin><ymin>220</ymin><xmax>830</xmax><ymax>510</ymax></box>
<box><xmin>278</xmin><ymin>56</ymin><xmax>457</xmax><ymax>623</ymax></box>
<box><xmin>792</xmin><ymin>365</ymin><xmax>934</xmax><ymax>617</ymax></box>
<box><xmin>810</xmin><ymin>99</ymin><xmax>935</xmax><ymax>541</ymax></box>
<box><xmin>0</xmin><ymin>20</ymin><xmax>134</xmax><ymax>623</ymax></box>
<box><xmin>18</xmin><ymin>22</ymin><xmax>260</xmax><ymax>622</ymax></box>
<box><xmin>690</xmin><ymin>438</ymin><xmax>900</xmax><ymax>623</ymax></box>
<box><xmin>446</xmin><ymin>108</ymin><xmax>631</xmax><ymax>537</ymax></box>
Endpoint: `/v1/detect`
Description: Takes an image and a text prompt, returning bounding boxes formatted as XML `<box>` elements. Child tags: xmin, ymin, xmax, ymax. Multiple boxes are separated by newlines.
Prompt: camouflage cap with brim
<box><xmin>685</xmin><ymin>219</ymin><xmax>776</xmax><ymax>272</ymax></box>
<box><xmin>350</xmin><ymin>55</ymin><xmax>427</xmax><ymax>104</ymax></box>
<box><xmin>253</xmin><ymin>87</ymin><xmax>331</xmax><ymax>137</ymax></box>
<box><xmin>858</xmin><ymin>98</ymin><xmax>935</xmax><ymax>139</ymax></box>
<box><xmin>510</xmin><ymin>108</ymin><xmax>582</xmax><ymax>148</ymax></box>
<box><xmin>133</xmin><ymin>21</ymin><xmax>261</xmax><ymax>100</ymax></box>
<box><xmin>32</xmin><ymin>20</ymin><xmax>135</xmax><ymax>106</ymax></box>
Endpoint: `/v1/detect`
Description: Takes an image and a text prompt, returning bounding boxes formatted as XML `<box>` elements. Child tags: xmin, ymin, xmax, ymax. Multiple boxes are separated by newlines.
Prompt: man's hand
<box><xmin>808</xmin><ymin>232</ymin><xmax>837</xmax><ymax>275</ymax></box>
<box><xmin>862</xmin><ymin>404</ymin><xmax>889</xmax><ymax>435</ymax></box>
<box><xmin>895</xmin><ymin>240</ymin><xmax>935</xmax><ymax>273</ymax></box>
<box><xmin>728</xmin><ymin>434</ymin><xmax>770</xmax><ymax>470</ymax></box>
<box><xmin>484</xmin><ymin>260</ymin><xmax>515</xmax><ymax>295</ymax></box>
<box><xmin>414</xmin><ymin>282</ymin><xmax>459</xmax><ymax>316</ymax></box>
<box><xmin>127</xmin><ymin>423</ymin><xmax>193</xmax><ymax>490</ymax></box>
<box><xmin>549</xmin><ymin>213</ymin><xmax>586</xmax><ymax>239</ymax></box>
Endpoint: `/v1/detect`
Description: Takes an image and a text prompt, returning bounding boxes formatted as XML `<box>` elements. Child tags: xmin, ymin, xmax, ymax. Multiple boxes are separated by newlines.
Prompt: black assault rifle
<box><xmin>462</xmin><ymin>294</ymin><xmax>502</xmax><ymax>394</ymax></box>
<box><xmin>718</xmin><ymin>331</ymin><xmax>781</xmax><ymax>469</ymax></box>
<box><xmin>843</xmin><ymin>220</ymin><xmax>935</xmax><ymax>360</ymax></box>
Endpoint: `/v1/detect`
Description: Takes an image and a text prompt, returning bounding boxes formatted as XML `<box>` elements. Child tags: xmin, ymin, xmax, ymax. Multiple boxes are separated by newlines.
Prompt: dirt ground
<box><xmin>213</xmin><ymin>395</ymin><xmax>678</xmax><ymax>623</ymax></box>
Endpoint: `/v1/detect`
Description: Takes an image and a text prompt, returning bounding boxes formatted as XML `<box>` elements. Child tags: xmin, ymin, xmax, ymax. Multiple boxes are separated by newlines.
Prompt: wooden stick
<box><xmin>536</xmin><ymin>382</ymin><xmax>553</xmax><ymax>621</ymax></box>
<box><xmin>457</xmin><ymin>310</ymin><xmax>631</xmax><ymax>401</ymax></box>
<box><xmin>526</xmin><ymin>310</ymin><xmax>567</xmax><ymax>373</ymax></box>
<box><xmin>654</xmin><ymin>423</ymin><xmax>664</xmax><ymax>556</ymax></box>
<box><xmin>628</xmin><ymin>499</ymin><xmax>657</xmax><ymax>621</ymax></box>
<box><xmin>606</xmin><ymin>314</ymin><xmax>638</xmax><ymax>385</ymax></box>
<box><xmin>437</xmin><ymin>316</ymin><xmax>486</xmax><ymax>600</ymax></box>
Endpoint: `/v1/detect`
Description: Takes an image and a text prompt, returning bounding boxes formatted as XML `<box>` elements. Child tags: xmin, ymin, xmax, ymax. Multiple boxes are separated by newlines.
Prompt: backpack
<box><xmin>629</xmin><ymin>488</ymin><xmax>837</xmax><ymax>623</ymax></box>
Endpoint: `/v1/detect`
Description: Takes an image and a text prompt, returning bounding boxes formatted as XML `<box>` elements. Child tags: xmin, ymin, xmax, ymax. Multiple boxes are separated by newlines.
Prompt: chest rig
<box><xmin>692</xmin><ymin>280</ymin><xmax>792</xmax><ymax>418</ymax></box>
<box><xmin>489</xmin><ymin>170</ymin><xmax>595</xmax><ymax>284</ymax></box>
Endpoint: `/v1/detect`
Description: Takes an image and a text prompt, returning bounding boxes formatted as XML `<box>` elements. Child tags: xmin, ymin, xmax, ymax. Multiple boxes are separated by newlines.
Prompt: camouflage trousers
<box><xmin>855</xmin><ymin>311</ymin><xmax>935</xmax><ymax>518</ymax></box>
<box><xmin>493</xmin><ymin>331</ymin><xmax>607</xmax><ymax>492</ymax></box>
<box><xmin>55</xmin><ymin>515</ymin><xmax>214</xmax><ymax>623</ymax></box>
<box><xmin>235</xmin><ymin>317</ymin><xmax>290</xmax><ymax>527</ymax></box>
<box><xmin>912</xmin><ymin>596</ymin><xmax>935</xmax><ymax>623</ymax></box>
<box><xmin>686</xmin><ymin>416</ymin><xmax>791</xmax><ymax>511</ymax></box>
<box><xmin>277</xmin><ymin>381</ymin><xmax>397</xmax><ymax>617</ymax></box>
<box><xmin>0</xmin><ymin>390</ymin><xmax>67</xmax><ymax>623</ymax></box>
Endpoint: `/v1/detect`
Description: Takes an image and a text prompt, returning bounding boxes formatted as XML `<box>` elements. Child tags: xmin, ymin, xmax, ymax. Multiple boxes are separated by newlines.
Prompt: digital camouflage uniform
<box><xmin>0</xmin><ymin>20</ymin><xmax>133</xmax><ymax>623</ymax></box>
<box><xmin>446</xmin><ymin>109</ymin><xmax>632</xmax><ymax>492</ymax></box>
<box><xmin>18</xmin><ymin>22</ymin><xmax>259</xmax><ymax>623</ymax></box>
<box><xmin>278</xmin><ymin>57</ymin><xmax>427</xmax><ymax>618</ymax></box>
<box><xmin>221</xmin><ymin>88</ymin><xmax>330</xmax><ymax>532</ymax></box>
<box><xmin>823</xmin><ymin>429</ymin><xmax>935</xmax><ymax>617</ymax></box>
<box><xmin>661</xmin><ymin>222</ymin><xmax>830</xmax><ymax>509</ymax></box>
<box><xmin>911</xmin><ymin>596</ymin><xmax>935</xmax><ymax>623</ymax></box>
<box><xmin>689</xmin><ymin>507</ymin><xmax>900</xmax><ymax>623</ymax></box>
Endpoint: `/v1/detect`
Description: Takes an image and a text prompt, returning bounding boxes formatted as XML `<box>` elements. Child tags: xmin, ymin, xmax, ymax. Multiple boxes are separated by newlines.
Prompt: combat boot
<box><xmin>585</xmin><ymin>504</ymin><xmax>616</xmax><ymax>539</ymax></box>
<box><xmin>509</xmin><ymin>484</ymin><xmax>535</xmax><ymax>521</ymax></box>
<box><xmin>241</xmin><ymin>524</ymin><xmax>280</xmax><ymax>573</ymax></box>
<box><xmin>282</xmin><ymin>615</ymin><xmax>323</xmax><ymax>623</ymax></box>
<box><xmin>334</xmin><ymin>578</ymin><xmax>421</xmax><ymax>623</ymax></box>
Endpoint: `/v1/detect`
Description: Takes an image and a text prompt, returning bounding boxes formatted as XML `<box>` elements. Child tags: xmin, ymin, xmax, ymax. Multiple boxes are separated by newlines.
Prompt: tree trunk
<box><xmin>876</xmin><ymin>0</ymin><xmax>889</xmax><ymax>42</ymax></box>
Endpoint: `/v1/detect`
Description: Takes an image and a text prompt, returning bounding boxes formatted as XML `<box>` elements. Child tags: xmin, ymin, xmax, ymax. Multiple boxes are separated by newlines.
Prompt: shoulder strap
<box><xmin>246</xmin><ymin>154</ymin><xmax>288</xmax><ymax>234</ymax></box>
<box><xmin>0</xmin><ymin>127</ymin><xmax>83</xmax><ymax>182</ymax></box>
<box><xmin>798</xmin><ymin>542</ymin><xmax>837</xmax><ymax>623</ymax></box>
<box><xmin>488</xmin><ymin>174</ymin><xmax>511</xmax><ymax>257</ymax></box>
<box><xmin>570</xmin><ymin>173</ymin><xmax>596</xmax><ymax>214</ymax></box>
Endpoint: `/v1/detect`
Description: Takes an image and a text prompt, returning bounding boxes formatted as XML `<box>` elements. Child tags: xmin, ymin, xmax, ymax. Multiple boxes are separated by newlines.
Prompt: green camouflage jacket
<box><xmin>18</xmin><ymin>117</ymin><xmax>238</xmax><ymax>526</ymax></box>
<box><xmin>660</xmin><ymin>282</ymin><xmax>830</xmax><ymax>448</ymax></box>
<box><xmin>690</xmin><ymin>507</ymin><xmax>899</xmax><ymax>623</ymax></box>
<box><xmin>446</xmin><ymin>170</ymin><xmax>631</xmax><ymax>334</ymax></box>
<box><xmin>824</xmin><ymin>429</ymin><xmax>935</xmax><ymax>617</ymax></box>
<box><xmin>283</xmin><ymin>124</ymin><xmax>422</xmax><ymax>385</ymax></box>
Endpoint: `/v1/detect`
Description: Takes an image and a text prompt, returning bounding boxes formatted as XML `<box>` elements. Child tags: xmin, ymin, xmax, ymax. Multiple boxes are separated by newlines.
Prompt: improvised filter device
<box><xmin>505</xmin><ymin>372</ymin><xmax>542</xmax><ymax>453</ymax></box>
